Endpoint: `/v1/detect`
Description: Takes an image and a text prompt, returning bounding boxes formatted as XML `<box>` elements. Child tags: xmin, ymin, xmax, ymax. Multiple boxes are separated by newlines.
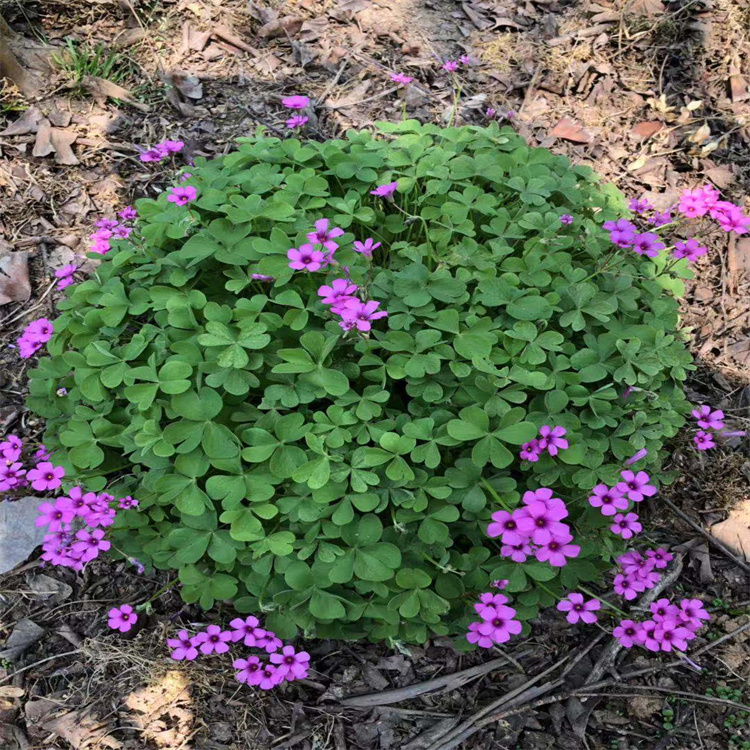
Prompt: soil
<box><xmin>1</xmin><ymin>0</ymin><xmax>749</xmax><ymax>748</ymax></box>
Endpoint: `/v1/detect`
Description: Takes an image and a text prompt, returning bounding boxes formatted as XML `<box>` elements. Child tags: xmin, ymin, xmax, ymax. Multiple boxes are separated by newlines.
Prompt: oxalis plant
<box><xmin>24</xmin><ymin>120</ymin><xmax>702</xmax><ymax>647</ymax></box>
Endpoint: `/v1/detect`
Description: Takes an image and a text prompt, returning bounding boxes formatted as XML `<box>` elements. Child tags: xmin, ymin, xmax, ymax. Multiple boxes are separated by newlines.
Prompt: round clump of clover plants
<box><xmin>28</xmin><ymin>121</ymin><xmax>693</xmax><ymax>645</ymax></box>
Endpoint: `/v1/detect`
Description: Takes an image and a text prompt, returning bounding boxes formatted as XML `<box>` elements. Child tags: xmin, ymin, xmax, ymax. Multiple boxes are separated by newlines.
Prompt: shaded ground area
<box><xmin>1</xmin><ymin>0</ymin><xmax>750</xmax><ymax>747</ymax></box>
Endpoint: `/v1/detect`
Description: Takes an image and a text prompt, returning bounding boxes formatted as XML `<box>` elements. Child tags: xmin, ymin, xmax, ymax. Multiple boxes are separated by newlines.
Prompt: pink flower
<box><xmin>270</xmin><ymin>645</ymin><xmax>310</xmax><ymax>681</ymax></box>
<box><xmin>501</xmin><ymin>541</ymin><xmax>532</xmax><ymax>562</ymax></box>
<box><xmin>95</xmin><ymin>217</ymin><xmax>118</xmax><ymax>229</ymax></box>
<box><xmin>252</xmin><ymin>273</ymin><xmax>274</xmax><ymax>282</ymax></box>
<box><xmin>610</xmin><ymin>512</ymin><xmax>642</xmax><ymax>540</ymax></box>
<box><xmin>521</xmin><ymin>488</ymin><xmax>565</xmax><ymax>513</ymax></box>
<box><xmin>27</xmin><ymin>461</ymin><xmax>65</xmax><ymax>492</ymax></box>
<box><xmin>678</xmin><ymin>189</ymin><xmax>711</xmax><ymax>218</ymax></box>
<box><xmin>0</xmin><ymin>462</ymin><xmax>26</xmax><ymax>490</ymax></box>
<box><xmin>229</xmin><ymin>615</ymin><xmax>261</xmax><ymax>646</ymax></box>
<box><xmin>390</xmin><ymin>73</ymin><xmax>412</xmax><ymax>86</ymax></box>
<box><xmin>537</xmin><ymin>425</ymin><xmax>568</xmax><ymax>456</ymax></box>
<box><xmin>557</xmin><ymin>593</ymin><xmax>601</xmax><ymax>624</ymax></box>
<box><xmin>255</xmin><ymin>630</ymin><xmax>283</xmax><ymax>654</ymax></box>
<box><xmin>318</xmin><ymin>278</ymin><xmax>358</xmax><ymax>306</ymax></box>
<box><xmin>192</xmin><ymin>624</ymin><xmax>233</xmax><ymax>655</ymax></box>
<box><xmin>649</xmin><ymin>210</ymin><xmax>672</xmax><ymax>227</ymax></box>
<box><xmin>167</xmin><ymin>186</ymin><xmax>197</xmax><ymax>206</ymax></box>
<box><xmin>307</xmin><ymin>219</ymin><xmax>345</xmax><ymax>252</ymax></box>
<box><xmin>519</xmin><ymin>439</ymin><xmax>542</xmax><ymax>462</ymax></box>
<box><xmin>613</xmin><ymin>619</ymin><xmax>641</xmax><ymax>648</ymax></box>
<box><xmin>603</xmin><ymin>219</ymin><xmax>637</xmax><ymax>248</ymax></box>
<box><xmin>112</xmin><ymin>224</ymin><xmax>133</xmax><ymax>239</ymax></box>
<box><xmin>459</xmin><ymin>54</ymin><xmax>472</xmax><ymax>65</ymax></box>
<box><xmin>23</xmin><ymin>318</ymin><xmax>54</xmax><ymax>344</ymax></box>
<box><xmin>631</xmin><ymin>232</ymin><xmax>664</xmax><ymax>258</ymax></box>
<box><xmin>258</xmin><ymin>664</ymin><xmax>284</xmax><ymax>690</ymax></box>
<box><xmin>55</xmin><ymin>264</ymin><xmax>77</xmax><ymax>289</ymax></box>
<box><xmin>339</xmin><ymin>299</ymin><xmax>388</xmax><ymax>332</ymax></box>
<box><xmin>535</xmin><ymin>534</ymin><xmax>580</xmax><ymax>567</ymax></box>
<box><xmin>370</xmin><ymin>181</ymin><xmax>398</xmax><ymax>198</ymax></box>
<box><xmin>442</xmin><ymin>60</ymin><xmax>459</xmax><ymax>72</ymax></box>
<box><xmin>677</xmin><ymin>598</ymin><xmax>710</xmax><ymax>630</ymax></box>
<box><xmin>157</xmin><ymin>139</ymin><xmax>184</xmax><ymax>156</ymax></box>
<box><xmin>288</xmin><ymin>244</ymin><xmax>326</xmax><ymax>271</ymax></box>
<box><xmin>635</xmin><ymin>619</ymin><xmax>661</xmax><ymax>652</ymax></box>
<box><xmin>118</xmin><ymin>496</ymin><xmax>139</xmax><ymax>509</ymax></box>
<box><xmin>168</xmin><ymin>630</ymin><xmax>198</xmax><ymax>661</ymax></box>
<box><xmin>588</xmin><ymin>484</ymin><xmax>628</xmax><ymax>516</ymax></box>
<box><xmin>645</xmin><ymin>547</ymin><xmax>673</xmax><ymax>569</ymax></box>
<box><xmin>625</xmin><ymin>449</ymin><xmax>648</xmax><ymax>466</ymax></box>
<box><xmin>628</xmin><ymin>197</ymin><xmax>653</xmax><ymax>214</ymax></box>
<box><xmin>516</xmin><ymin>500</ymin><xmax>569</xmax><ymax>545</ymax></box>
<box><xmin>650</xmin><ymin>598</ymin><xmax>680</xmax><ymax>623</ymax></box>
<box><xmin>119</xmin><ymin>206</ymin><xmax>137</xmax><ymax>221</ymax></box>
<box><xmin>72</xmin><ymin>528</ymin><xmax>110</xmax><ymax>562</ymax></box>
<box><xmin>694</xmin><ymin>430</ymin><xmax>715</xmax><ymax>450</ymax></box>
<box><xmin>476</xmin><ymin>592</ymin><xmax>509</xmax><ymax>611</ymax></box>
<box><xmin>89</xmin><ymin>238</ymin><xmax>111</xmax><ymax>255</ymax></box>
<box><xmin>485</xmin><ymin>107</ymin><xmax>496</xmax><ymax>118</ymax></box>
<box><xmin>613</xmin><ymin>572</ymin><xmax>646</xmax><ymax>600</ymax></box>
<box><xmin>616</xmin><ymin>470</ymin><xmax>657</xmax><ymax>503</ymax></box>
<box><xmin>139</xmin><ymin>148</ymin><xmax>163</xmax><ymax>162</ymax></box>
<box><xmin>286</xmin><ymin>115</ymin><xmax>309</xmax><ymax>129</ymax></box>
<box><xmin>282</xmin><ymin>95</ymin><xmax>310</xmax><ymax>110</ymax></box>
<box><xmin>560</xmin><ymin>214</ymin><xmax>574</xmax><ymax>225</ymax></box>
<box><xmin>234</xmin><ymin>655</ymin><xmax>264</xmax><ymax>685</ymax></box>
<box><xmin>487</xmin><ymin>509</ymin><xmax>528</xmax><ymax>545</ymax></box>
<box><xmin>711</xmin><ymin>202</ymin><xmax>750</xmax><ymax>234</ymax></box>
<box><xmin>353</xmin><ymin>237</ymin><xmax>381</xmax><ymax>257</ymax></box>
<box><xmin>35</xmin><ymin>445</ymin><xmax>50</xmax><ymax>460</ymax></box>
<box><xmin>108</xmin><ymin>604</ymin><xmax>138</xmax><ymax>633</ymax></box>
<box><xmin>673</xmin><ymin>238</ymin><xmax>707</xmax><ymax>262</ymax></box>
<box><xmin>691</xmin><ymin>405</ymin><xmax>725</xmax><ymax>430</ymax></box>
<box><xmin>491</xmin><ymin>579</ymin><xmax>509</xmax><ymax>590</ymax></box>
<box><xmin>180</xmin><ymin>172</ymin><xmax>192</xmax><ymax>181</ymax></box>
<box><xmin>475</xmin><ymin>604</ymin><xmax>522</xmax><ymax>644</ymax></box>
<box><xmin>653</xmin><ymin>618</ymin><xmax>691</xmax><ymax>652</ymax></box>
<box><xmin>0</xmin><ymin>434</ymin><xmax>23</xmax><ymax>461</ymax></box>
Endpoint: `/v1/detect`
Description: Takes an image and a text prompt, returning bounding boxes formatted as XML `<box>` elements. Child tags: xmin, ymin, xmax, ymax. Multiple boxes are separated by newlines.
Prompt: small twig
<box><xmin>661</xmin><ymin>497</ymin><xmax>750</xmax><ymax>573</ymax></box>
<box><xmin>0</xmin><ymin>280</ymin><xmax>57</xmax><ymax>328</ymax></box>
<box><xmin>0</xmin><ymin>649</ymin><xmax>79</xmax><ymax>685</ymax></box>
<box><xmin>318</xmin><ymin>58</ymin><xmax>350</xmax><ymax>105</ymax></box>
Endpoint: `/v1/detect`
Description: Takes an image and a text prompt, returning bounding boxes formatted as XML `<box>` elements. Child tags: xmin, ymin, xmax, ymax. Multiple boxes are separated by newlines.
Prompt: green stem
<box><xmin>480</xmin><ymin>478</ymin><xmax>511</xmax><ymax>511</ymax></box>
<box><xmin>138</xmin><ymin>577</ymin><xmax>179</xmax><ymax>609</ymax></box>
<box><xmin>577</xmin><ymin>584</ymin><xmax>629</xmax><ymax>618</ymax></box>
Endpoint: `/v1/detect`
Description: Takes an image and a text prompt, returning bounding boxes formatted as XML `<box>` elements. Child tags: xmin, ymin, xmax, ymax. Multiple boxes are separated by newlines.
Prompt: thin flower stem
<box><xmin>480</xmin><ymin>478</ymin><xmax>511</xmax><ymax>511</ymax></box>
<box><xmin>138</xmin><ymin>577</ymin><xmax>178</xmax><ymax>609</ymax></box>
<box><xmin>577</xmin><ymin>584</ymin><xmax>629</xmax><ymax>618</ymax></box>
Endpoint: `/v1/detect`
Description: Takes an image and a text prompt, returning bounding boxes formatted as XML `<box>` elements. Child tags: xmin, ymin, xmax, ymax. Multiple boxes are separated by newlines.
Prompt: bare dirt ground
<box><xmin>1</xmin><ymin>0</ymin><xmax>750</xmax><ymax>748</ymax></box>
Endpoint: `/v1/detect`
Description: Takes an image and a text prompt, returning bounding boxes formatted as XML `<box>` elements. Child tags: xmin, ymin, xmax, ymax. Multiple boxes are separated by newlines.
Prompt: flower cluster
<box><xmin>0</xmin><ymin>435</ymin><xmax>46</xmax><ymax>490</ymax></box>
<box><xmin>390</xmin><ymin>72</ymin><xmax>412</xmax><ymax>87</ymax></box>
<box><xmin>612</xmin><ymin>547</ymin><xmax>673</xmax><ymax>601</ymax></box>
<box><xmin>139</xmin><ymin>139</ymin><xmax>185</xmax><ymax>163</ymax></box>
<box><xmin>167</xmin><ymin>185</ymin><xmax>198</xmax><ymax>206</ymax></box>
<box><xmin>614</xmin><ymin>596</ymin><xmax>710</xmax><ymax>652</ymax></box>
<box><xmin>89</xmin><ymin>208</ymin><xmax>138</xmax><ymax>255</ymax></box>
<box><xmin>442</xmin><ymin>56</ymin><xmax>472</xmax><ymax>73</ymax></box>
<box><xmin>690</xmin><ymin>404</ymin><xmax>745</xmax><ymax>451</ymax></box>
<box><xmin>466</xmin><ymin>591</ymin><xmax>522</xmax><ymax>648</ymax></box>
<box><xmin>281</xmin><ymin>95</ymin><xmax>310</xmax><ymax>129</ymax></box>
<box><xmin>36</xmin><ymin>487</ymin><xmax>137</xmax><ymax>571</ymax></box>
<box><xmin>519</xmin><ymin>425</ymin><xmax>568</xmax><ymax>462</ymax></box>
<box><xmin>587</xmin><ymin>470</ymin><xmax>657</xmax><ymax>541</ymax></box>
<box><xmin>16</xmin><ymin>318</ymin><xmax>53</xmax><ymax>359</ymax></box>
<box><xmin>487</xmin><ymin>489</ymin><xmax>580</xmax><ymax>567</ymax></box>
<box><xmin>164</xmin><ymin>615</ymin><xmax>310</xmax><ymax>690</ymax></box>
<box><xmin>54</xmin><ymin>264</ymin><xmax>77</xmax><ymax>290</ymax></box>
<box><xmin>677</xmin><ymin>185</ymin><xmax>750</xmax><ymax>234</ymax></box>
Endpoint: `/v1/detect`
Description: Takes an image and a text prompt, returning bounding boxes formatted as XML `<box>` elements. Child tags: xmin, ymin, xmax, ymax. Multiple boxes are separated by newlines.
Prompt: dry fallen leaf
<box><xmin>689</xmin><ymin>122</ymin><xmax>711</xmax><ymax>144</ymax></box>
<box><xmin>0</xmin><ymin>106</ymin><xmax>43</xmax><ymax>136</ymax></box>
<box><xmin>711</xmin><ymin>498</ymin><xmax>750</xmax><ymax>561</ymax></box>
<box><xmin>0</xmin><ymin>687</ymin><xmax>24</xmax><ymax>710</ymax></box>
<box><xmin>0</xmin><ymin>618</ymin><xmax>44</xmax><ymax>662</ymax></box>
<box><xmin>326</xmin><ymin>80</ymin><xmax>371</xmax><ymax>109</ymax></box>
<box><xmin>44</xmin><ymin>711</ymin><xmax>121</xmax><ymax>750</ymax></box>
<box><xmin>32</xmin><ymin>119</ymin><xmax>54</xmax><ymax>157</ymax></box>
<box><xmin>171</xmin><ymin>72</ymin><xmax>203</xmax><ymax>100</ymax></box>
<box><xmin>49</xmin><ymin>128</ymin><xmax>79</xmax><ymax>166</ymax></box>
<box><xmin>257</xmin><ymin>15</ymin><xmax>304</xmax><ymax>38</ymax></box>
<box><xmin>630</xmin><ymin>121</ymin><xmax>663</xmax><ymax>139</ymax></box>
<box><xmin>550</xmin><ymin>117</ymin><xmax>592</xmax><ymax>143</ymax></box>
<box><xmin>729</xmin><ymin>74</ymin><xmax>750</xmax><ymax>102</ymax></box>
<box><xmin>81</xmin><ymin>76</ymin><xmax>150</xmax><ymax>112</ymax></box>
<box><xmin>0</xmin><ymin>250</ymin><xmax>31</xmax><ymax>304</ymax></box>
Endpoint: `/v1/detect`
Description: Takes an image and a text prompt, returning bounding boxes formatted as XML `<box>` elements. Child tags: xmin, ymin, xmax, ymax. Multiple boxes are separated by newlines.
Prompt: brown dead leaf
<box><xmin>630</xmin><ymin>0</ymin><xmax>665</xmax><ymax>15</ymax></box>
<box><xmin>32</xmin><ymin>119</ymin><xmax>54</xmax><ymax>157</ymax></box>
<box><xmin>49</xmin><ymin>128</ymin><xmax>79</xmax><ymax>165</ymax></box>
<box><xmin>332</xmin><ymin>0</ymin><xmax>371</xmax><ymax>19</ymax></box>
<box><xmin>0</xmin><ymin>251</ymin><xmax>31</xmax><ymax>305</ymax></box>
<box><xmin>689</xmin><ymin>122</ymin><xmax>711</xmax><ymax>145</ymax></box>
<box><xmin>299</xmin><ymin>17</ymin><xmax>329</xmax><ymax>42</ymax></box>
<box><xmin>188</xmin><ymin>28</ymin><xmax>211</xmax><ymax>52</ymax></box>
<box><xmin>247</xmin><ymin>1</ymin><xmax>277</xmax><ymax>24</ymax></box>
<box><xmin>0</xmin><ymin>687</ymin><xmax>24</xmax><ymax>710</ymax></box>
<box><xmin>550</xmin><ymin>117</ymin><xmax>592</xmax><ymax>143</ymax></box>
<box><xmin>44</xmin><ymin>711</ymin><xmax>121</xmax><ymax>749</ymax></box>
<box><xmin>630</xmin><ymin>121</ymin><xmax>663</xmax><ymax>139</ymax></box>
<box><xmin>728</xmin><ymin>236</ymin><xmax>750</xmax><ymax>290</ymax></box>
<box><xmin>171</xmin><ymin>72</ymin><xmax>203</xmax><ymax>100</ymax></box>
<box><xmin>81</xmin><ymin>76</ymin><xmax>150</xmax><ymax>112</ymax></box>
<box><xmin>258</xmin><ymin>15</ymin><xmax>304</xmax><ymax>38</ymax></box>
<box><xmin>704</xmin><ymin>164</ymin><xmax>735</xmax><ymax>188</ymax></box>
<box><xmin>729</xmin><ymin>74</ymin><xmax>750</xmax><ymax>102</ymax></box>
<box><xmin>326</xmin><ymin>80</ymin><xmax>371</xmax><ymax>109</ymax></box>
<box><xmin>113</xmin><ymin>28</ymin><xmax>146</xmax><ymax>48</ymax></box>
<box><xmin>0</xmin><ymin>106</ymin><xmax>43</xmax><ymax>136</ymax></box>
<box><xmin>711</xmin><ymin>498</ymin><xmax>750</xmax><ymax>561</ymax></box>
<box><xmin>462</xmin><ymin>2</ymin><xmax>493</xmax><ymax>29</ymax></box>
<box><xmin>212</xmin><ymin>26</ymin><xmax>260</xmax><ymax>55</ymax></box>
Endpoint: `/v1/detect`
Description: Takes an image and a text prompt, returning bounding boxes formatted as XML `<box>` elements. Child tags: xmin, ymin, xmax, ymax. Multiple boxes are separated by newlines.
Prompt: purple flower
<box><xmin>534</xmin><ymin>534</ymin><xmax>580</xmax><ymax>567</ymax></box>
<box><xmin>491</xmin><ymin>579</ymin><xmax>509</xmax><ymax>590</ymax></box>
<box><xmin>650</xmin><ymin>598</ymin><xmax>680</xmax><ymax>623</ymax></box>
<box><xmin>501</xmin><ymin>541</ymin><xmax>532</xmax><ymax>562</ymax></box>
<box><xmin>307</xmin><ymin>219</ymin><xmax>345</xmax><ymax>252</ymax></box>
<box><xmin>390</xmin><ymin>72</ymin><xmax>412</xmax><ymax>86</ymax></box>
<box><xmin>537</xmin><ymin>425</ymin><xmax>568</xmax><ymax>456</ymax></box>
<box><xmin>628</xmin><ymin>197</ymin><xmax>654</xmax><ymax>214</ymax></box>
<box><xmin>645</xmin><ymin>547</ymin><xmax>673</xmax><ymax>569</ymax></box>
<box><xmin>442</xmin><ymin>60</ymin><xmax>459</xmax><ymax>72</ymax></box>
<box><xmin>192</xmin><ymin>624</ymin><xmax>233</xmax><ymax>655</ymax></box>
<box><xmin>255</xmin><ymin>630</ymin><xmax>283</xmax><ymax>654</ymax></box>
<box><xmin>673</xmin><ymin>238</ymin><xmax>707</xmax><ymax>262</ymax></box>
<box><xmin>353</xmin><ymin>237</ymin><xmax>381</xmax><ymax>257</ymax></box>
<box><xmin>118</xmin><ymin>496</ymin><xmax>139</xmax><ymax>509</ymax></box>
<box><xmin>504</xmin><ymin>109</ymin><xmax>517</xmax><ymax>119</ymax></box>
<box><xmin>610</xmin><ymin>512</ymin><xmax>642</xmax><ymax>540</ymax></box>
<box><xmin>485</xmin><ymin>107</ymin><xmax>496</xmax><ymax>118</ymax></box>
<box><xmin>55</xmin><ymin>264</ymin><xmax>77</xmax><ymax>289</ymax></box>
<box><xmin>560</xmin><ymin>214</ymin><xmax>574</xmax><ymax>225</ymax></box>
<box><xmin>487</xmin><ymin>509</ymin><xmax>527</xmax><ymax>545</ymax></box>
<box><xmin>229</xmin><ymin>615</ymin><xmax>261</xmax><ymax>647</ymax></box>
<box><xmin>616</xmin><ymin>470</ymin><xmax>657</xmax><ymax>503</ymax></box>
<box><xmin>653</xmin><ymin>619</ymin><xmax>691</xmax><ymax>652</ymax></box>
<box><xmin>286</xmin><ymin>115</ymin><xmax>309</xmax><ymax>129</ymax></box>
<box><xmin>108</xmin><ymin>604</ymin><xmax>138</xmax><ymax>633</ymax></box>
<box><xmin>270</xmin><ymin>645</ymin><xmax>310</xmax><ymax>681</ymax></box>
<box><xmin>631</xmin><ymin>232</ymin><xmax>665</xmax><ymax>258</ymax></box>
<box><xmin>635</xmin><ymin>619</ymin><xmax>661</xmax><ymax>651</ymax></box>
<box><xmin>168</xmin><ymin>630</ymin><xmax>198</xmax><ymax>661</ymax></box>
<box><xmin>258</xmin><ymin>664</ymin><xmax>284</xmax><ymax>690</ymax></box>
<box><xmin>167</xmin><ymin>186</ymin><xmax>197</xmax><ymax>206</ymax></box>
<box><xmin>157</xmin><ymin>140</ymin><xmax>185</xmax><ymax>156</ymax></box>
<box><xmin>625</xmin><ymin>449</ymin><xmax>648</xmax><ymax>466</ymax></box>
<box><xmin>119</xmin><ymin>206</ymin><xmax>137</xmax><ymax>221</ymax></box>
<box><xmin>522</xmin><ymin>488</ymin><xmax>565</xmax><ymax>513</ymax></box>
<box><xmin>613</xmin><ymin>619</ymin><xmax>641</xmax><ymax>648</ymax></box>
<box><xmin>339</xmin><ymin>299</ymin><xmax>388</xmax><ymax>332</ymax></box>
<box><xmin>677</xmin><ymin>598</ymin><xmax>710</xmax><ymax>630</ymax></box>
<box><xmin>474</xmin><ymin>604</ymin><xmax>522</xmax><ymax>644</ymax></box>
<box><xmin>318</xmin><ymin>278</ymin><xmax>358</xmax><ymax>306</ymax></box>
<box><xmin>691</xmin><ymin>405</ymin><xmax>725</xmax><ymax>431</ymax></box>
<box><xmin>587</xmin><ymin>484</ymin><xmax>628</xmax><ymax>516</ymax></box>
<box><xmin>27</xmin><ymin>461</ymin><xmax>65</xmax><ymax>492</ymax></box>
<box><xmin>72</xmin><ymin>528</ymin><xmax>110</xmax><ymax>562</ymax></box>
<box><xmin>613</xmin><ymin>572</ymin><xmax>645</xmax><ymax>600</ymax></box>
<box><xmin>603</xmin><ymin>218</ymin><xmax>637</xmax><ymax>248</ymax></box>
<box><xmin>694</xmin><ymin>430</ymin><xmax>715</xmax><ymax>450</ymax></box>
<box><xmin>282</xmin><ymin>95</ymin><xmax>310</xmax><ymax>110</ymax></box>
<box><xmin>519</xmin><ymin>439</ymin><xmax>542</xmax><ymax>462</ymax></box>
<box><xmin>649</xmin><ymin>210</ymin><xmax>672</xmax><ymax>227</ymax></box>
<box><xmin>95</xmin><ymin>217</ymin><xmax>118</xmax><ymax>229</ymax></box>
<box><xmin>0</xmin><ymin>434</ymin><xmax>23</xmax><ymax>461</ymax></box>
<box><xmin>370</xmin><ymin>181</ymin><xmax>398</xmax><ymax>198</ymax></box>
<box><xmin>557</xmin><ymin>592</ymin><xmax>601</xmax><ymax>624</ymax></box>
<box><xmin>459</xmin><ymin>55</ymin><xmax>472</xmax><ymax>65</ymax></box>
<box><xmin>139</xmin><ymin>148</ymin><xmax>162</xmax><ymax>162</ymax></box>
<box><xmin>288</xmin><ymin>244</ymin><xmax>326</xmax><ymax>272</ymax></box>
<box><xmin>0</xmin><ymin>462</ymin><xmax>26</xmax><ymax>491</ymax></box>
<box><xmin>252</xmin><ymin>273</ymin><xmax>275</xmax><ymax>282</ymax></box>
<box><xmin>234</xmin><ymin>655</ymin><xmax>264</xmax><ymax>685</ymax></box>
<box><xmin>112</xmin><ymin>224</ymin><xmax>133</xmax><ymax>239</ymax></box>
<box><xmin>516</xmin><ymin>501</ymin><xmax>569</xmax><ymax>545</ymax></box>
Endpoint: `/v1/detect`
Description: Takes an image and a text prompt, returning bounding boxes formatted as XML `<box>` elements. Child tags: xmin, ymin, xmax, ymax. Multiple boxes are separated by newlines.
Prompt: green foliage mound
<box><xmin>28</xmin><ymin>121</ymin><xmax>692</xmax><ymax>644</ymax></box>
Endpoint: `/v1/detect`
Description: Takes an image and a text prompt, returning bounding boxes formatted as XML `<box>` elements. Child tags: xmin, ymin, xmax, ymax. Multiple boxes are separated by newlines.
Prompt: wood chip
<box><xmin>0</xmin><ymin>250</ymin><xmax>31</xmax><ymax>304</ymax></box>
<box><xmin>212</xmin><ymin>25</ymin><xmax>260</xmax><ymax>55</ymax></box>
<box><xmin>550</xmin><ymin>117</ymin><xmax>592</xmax><ymax>143</ymax></box>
